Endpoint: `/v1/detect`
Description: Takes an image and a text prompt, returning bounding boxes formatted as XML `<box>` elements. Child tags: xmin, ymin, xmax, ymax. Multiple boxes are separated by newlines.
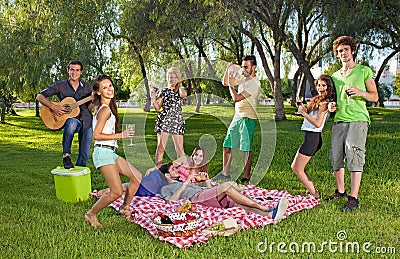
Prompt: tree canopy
<box><xmin>1</xmin><ymin>0</ymin><xmax>399</xmax><ymax>122</ymax></box>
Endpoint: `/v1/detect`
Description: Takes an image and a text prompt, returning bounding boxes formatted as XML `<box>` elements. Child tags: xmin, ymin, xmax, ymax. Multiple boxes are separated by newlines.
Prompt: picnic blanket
<box><xmin>106</xmin><ymin>185</ymin><xmax>320</xmax><ymax>249</ymax></box>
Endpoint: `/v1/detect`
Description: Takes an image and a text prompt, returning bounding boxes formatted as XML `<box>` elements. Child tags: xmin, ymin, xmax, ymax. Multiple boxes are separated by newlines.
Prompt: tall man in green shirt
<box><xmin>328</xmin><ymin>36</ymin><xmax>378</xmax><ymax>212</ymax></box>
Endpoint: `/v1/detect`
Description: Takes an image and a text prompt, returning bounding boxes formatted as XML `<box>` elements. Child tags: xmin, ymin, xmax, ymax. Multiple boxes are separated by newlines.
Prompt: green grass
<box><xmin>0</xmin><ymin>105</ymin><xmax>399</xmax><ymax>258</ymax></box>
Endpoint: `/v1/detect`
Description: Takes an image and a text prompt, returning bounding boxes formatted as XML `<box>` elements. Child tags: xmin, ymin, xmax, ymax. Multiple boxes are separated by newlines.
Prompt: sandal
<box><xmin>119</xmin><ymin>208</ymin><xmax>134</xmax><ymax>222</ymax></box>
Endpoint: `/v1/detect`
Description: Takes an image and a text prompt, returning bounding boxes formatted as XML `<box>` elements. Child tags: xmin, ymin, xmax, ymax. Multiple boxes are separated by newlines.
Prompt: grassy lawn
<box><xmin>0</xmin><ymin>105</ymin><xmax>399</xmax><ymax>258</ymax></box>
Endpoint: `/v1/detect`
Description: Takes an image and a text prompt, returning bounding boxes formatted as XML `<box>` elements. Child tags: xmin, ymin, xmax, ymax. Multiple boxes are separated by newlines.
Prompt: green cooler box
<box><xmin>51</xmin><ymin>166</ymin><xmax>92</xmax><ymax>202</ymax></box>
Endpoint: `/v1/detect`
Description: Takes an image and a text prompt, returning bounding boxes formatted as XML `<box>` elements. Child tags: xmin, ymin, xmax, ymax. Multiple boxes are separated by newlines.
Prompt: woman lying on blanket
<box><xmin>145</xmin><ymin>146</ymin><xmax>210</xmax><ymax>185</ymax></box>
<box><xmin>94</xmin><ymin>146</ymin><xmax>211</xmax><ymax>198</ymax></box>
<box><xmin>160</xmin><ymin>163</ymin><xmax>289</xmax><ymax>221</ymax></box>
<box><xmin>175</xmin><ymin>146</ymin><xmax>209</xmax><ymax>183</ymax></box>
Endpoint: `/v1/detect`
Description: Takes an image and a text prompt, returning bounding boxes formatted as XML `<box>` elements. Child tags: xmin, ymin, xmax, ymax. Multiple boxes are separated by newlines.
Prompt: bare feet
<box><xmin>119</xmin><ymin>208</ymin><xmax>133</xmax><ymax>222</ymax></box>
<box><xmin>85</xmin><ymin>213</ymin><xmax>102</xmax><ymax>227</ymax></box>
<box><xmin>97</xmin><ymin>188</ymin><xmax>110</xmax><ymax>197</ymax></box>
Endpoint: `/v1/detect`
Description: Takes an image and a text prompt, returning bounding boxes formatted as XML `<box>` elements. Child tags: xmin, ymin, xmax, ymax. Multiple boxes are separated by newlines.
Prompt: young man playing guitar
<box><xmin>36</xmin><ymin>60</ymin><xmax>94</xmax><ymax>169</ymax></box>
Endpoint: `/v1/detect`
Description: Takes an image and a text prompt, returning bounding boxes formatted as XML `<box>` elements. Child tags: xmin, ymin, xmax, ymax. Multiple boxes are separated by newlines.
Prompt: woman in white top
<box><xmin>291</xmin><ymin>75</ymin><xmax>336</xmax><ymax>198</ymax></box>
<box><xmin>85</xmin><ymin>75</ymin><xmax>142</xmax><ymax>227</ymax></box>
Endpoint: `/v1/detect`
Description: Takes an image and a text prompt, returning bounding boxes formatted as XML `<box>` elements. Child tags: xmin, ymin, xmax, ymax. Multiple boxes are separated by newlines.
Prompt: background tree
<box><xmin>286</xmin><ymin>0</ymin><xmax>332</xmax><ymax>106</ymax></box>
<box><xmin>151</xmin><ymin>0</ymin><xmax>224</xmax><ymax>112</ymax></box>
<box><xmin>364</xmin><ymin>0</ymin><xmax>400</xmax><ymax>107</ymax></box>
<box><xmin>0</xmin><ymin>0</ymin><xmax>55</xmax><ymax>119</ymax></box>
<box><xmin>393</xmin><ymin>73</ymin><xmax>400</xmax><ymax>97</ymax></box>
<box><xmin>1</xmin><ymin>0</ymin><xmax>400</xmax><ymax>124</ymax></box>
<box><xmin>0</xmin><ymin>0</ymin><xmax>114</xmax><ymax>121</ymax></box>
<box><xmin>210</xmin><ymin>0</ymin><xmax>330</xmax><ymax>121</ymax></box>
<box><xmin>324</xmin><ymin>0</ymin><xmax>400</xmax><ymax>107</ymax></box>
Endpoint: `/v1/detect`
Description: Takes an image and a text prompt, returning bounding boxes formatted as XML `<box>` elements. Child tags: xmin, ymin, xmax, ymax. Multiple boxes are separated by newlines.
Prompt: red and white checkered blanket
<box><xmin>107</xmin><ymin>185</ymin><xmax>320</xmax><ymax>249</ymax></box>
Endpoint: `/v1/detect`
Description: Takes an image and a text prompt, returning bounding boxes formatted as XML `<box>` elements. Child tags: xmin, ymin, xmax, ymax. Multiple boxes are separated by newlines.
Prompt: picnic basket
<box><xmin>152</xmin><ymin>212</ymin><xmax>201</xmax><ymax>237</ymax></box>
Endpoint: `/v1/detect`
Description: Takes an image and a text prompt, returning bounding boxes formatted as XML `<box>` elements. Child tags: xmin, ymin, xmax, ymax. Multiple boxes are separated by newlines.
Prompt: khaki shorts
<box><xmin>330</xmin><ymin>121</ymin><xmax>368</xmax><ymax>172</ymax></box>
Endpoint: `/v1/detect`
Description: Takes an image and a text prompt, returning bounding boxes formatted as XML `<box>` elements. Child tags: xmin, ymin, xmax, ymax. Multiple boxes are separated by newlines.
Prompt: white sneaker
<box><xmin>272</xmin><ymin>197</ymin><xmax>288</xmax><ymax>222</ymax></box>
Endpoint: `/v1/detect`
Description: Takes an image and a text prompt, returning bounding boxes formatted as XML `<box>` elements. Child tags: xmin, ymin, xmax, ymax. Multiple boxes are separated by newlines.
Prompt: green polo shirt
<box><xmin>331</xmin><ymin>64</ymin><xmax>373</xmax><ymax>124</ymax></box>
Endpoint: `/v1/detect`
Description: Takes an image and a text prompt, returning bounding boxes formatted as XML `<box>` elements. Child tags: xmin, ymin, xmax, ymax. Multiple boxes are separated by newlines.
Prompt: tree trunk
<box><xmin>374</xmin><ymin>78</ymin><xmax>385</xmax><ymax>107</ymax></box>
<box><xmin>374</xmin><ymin>50</ymin><xmax>398</xmax><ymax>107</ymax></box>
<box><xmin>132</xmin><ymin>44</ymin><xmax>150</xmax><ymax>112</ymax></box>
<box><xmin>299</xmin><ymin>73</ymin><xmax>307</xmax><ymax>100</ymax></box>
<box><xmin>273</xmin><ymin>43</ymin><xmax>286</xmax><ymax>121</ymax></box>
<box><xmin>196</xmin><ymin>43</ymin><xmax>218</xmax><ymax>81</ymax></box>
<box><xmin>235</xmin><ymin>26</ymin><xmax>274</xmax><ymax>87</ymax></box>
<box><xmin>291</xmin><ymin>69</ymin><xmax>301</xmax><ymax>106</ymax></box>
<box><xmin>195</xmin><ymin>92</ymin><xmax>202</xmax><ymax>113</ymax></box>
<box><xmin>0</xmin><ymin>96</ymin><xmax>5</xmax><ymax>124</ymax></box>
<box><xmin>36</xmin><ymin>100</ymin><xmax>40</xmax><ymax>117</ymax></box>
<box><xmin>286</xmin><ymin>38</ymin><xmax>315</xmax><ymax>95</ymax></box>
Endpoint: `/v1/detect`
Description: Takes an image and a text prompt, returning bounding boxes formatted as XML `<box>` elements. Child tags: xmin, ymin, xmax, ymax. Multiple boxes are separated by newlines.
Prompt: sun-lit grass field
<box><xmin>0</xmin><ymin>105</ymin><xmax>399</xmax><ymax>258</ymax></box>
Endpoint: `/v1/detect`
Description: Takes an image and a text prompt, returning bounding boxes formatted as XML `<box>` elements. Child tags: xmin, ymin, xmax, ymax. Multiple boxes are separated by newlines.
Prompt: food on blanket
<box><xmin>157</xmin><ymin>212</ymin><xmax>174</xmax><ymax>224</ymax></box>
<box><xmin>172</xmin><ymin>214</ymin><xmax>198</xmax><ymax>224</ymax></box>
<box><xmin>177</xmin><ymin>203</ymin><xmax>190</xmax><ymax>212</ymax></box>
<box><xmin>189</xmin><ymin>204</ymin><xmax>197</xmax><ymax>212</ymax></box>
<box><xmin>223</xmin><ymin>217</ymin><xmax>238</xmax><ymax>230</ymax></box>
<box><xmin>157</xmin><ymin>212</ymin><xmax>198</xmax><ymax>225</ymax></box>
<box><xmin>152</xmin><ymin>212</ymin><xmax>201</xmax><ymax>237</ymax></box>
<box><xmin>208</xmin><ymin>222</ymin><xmax>225</xmax><ymax>231</ymax></box>
<box><xmin>203</xmin><ymin>218</ymin><xmax>239</xmax><ymax>237</ymax></box>
<box><xmin>177</xmin><ymin>202</ymin><xmax>196</xmax><ymax>213</ymax></box>
<box><xmin>195</xmin><ymin>176</ymin><xmax>202</xmax><ymax>182</ymax></box>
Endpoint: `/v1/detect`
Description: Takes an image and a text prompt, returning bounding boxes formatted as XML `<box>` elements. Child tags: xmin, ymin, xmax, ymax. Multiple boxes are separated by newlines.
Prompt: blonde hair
<box><xmin>166</xmin><ymin>67</ymin><xmax>182</xmax><ymax>89</ymax></box>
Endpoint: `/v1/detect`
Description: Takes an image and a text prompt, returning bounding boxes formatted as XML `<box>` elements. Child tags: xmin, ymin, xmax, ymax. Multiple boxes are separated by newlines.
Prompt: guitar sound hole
<box><xmin>63</xmin><ymin>105</ymin><xmax>72</xmax><ymax>114</ymax></box>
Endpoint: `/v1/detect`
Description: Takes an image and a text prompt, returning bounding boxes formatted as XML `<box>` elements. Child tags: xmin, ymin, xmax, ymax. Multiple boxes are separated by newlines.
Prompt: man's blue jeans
<box><xmin>62</xmin><ymin>118</ymin><xmax>93</xmax><ymax>166</ymax></box>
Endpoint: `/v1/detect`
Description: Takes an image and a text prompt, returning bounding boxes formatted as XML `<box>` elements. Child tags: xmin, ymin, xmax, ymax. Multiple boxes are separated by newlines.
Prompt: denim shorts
<box><xmin>330</xmin><ymin>121</ymin><xmax>368</xmax><ymax>172</ymax></box>
<box><xmin>223</xmin><ymin>116</ymin><xmax>256</xmax><ymax>151</ymax></box>
<box><xmin>92</xmin><ymin>146</ymin><xmax>119</xmax><ymax>169</ymax></box>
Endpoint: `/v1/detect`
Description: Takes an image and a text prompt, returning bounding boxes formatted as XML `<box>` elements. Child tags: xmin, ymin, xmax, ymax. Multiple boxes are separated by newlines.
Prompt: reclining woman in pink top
<box><xmin>160</xmin><ymin>163</ymin><xmax>289</xmax><ymax>221</ymax></box>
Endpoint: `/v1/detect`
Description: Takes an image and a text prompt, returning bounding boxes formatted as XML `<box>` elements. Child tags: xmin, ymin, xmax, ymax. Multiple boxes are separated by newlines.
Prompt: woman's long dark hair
<box><xmin>189</xmin><ymin>146</ymin><xmax>209</xmax><ymax>173</ymax></box>
<box><xmin>307</xmin><ymin>74</ymin><xmax>336</xmax><ymax>113</ymax></box>
<box><xmin>92</xmin><ymin>74</ymin><xmax>120</xmax><ymax>133</ymax></box>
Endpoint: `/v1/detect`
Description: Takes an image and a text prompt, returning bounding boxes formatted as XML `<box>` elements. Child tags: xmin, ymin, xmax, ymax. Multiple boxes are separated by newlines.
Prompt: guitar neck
<box><xmin>69</xmin><ymin>95</ymin><xmax>93</xmax><ymax>109</ymax></box>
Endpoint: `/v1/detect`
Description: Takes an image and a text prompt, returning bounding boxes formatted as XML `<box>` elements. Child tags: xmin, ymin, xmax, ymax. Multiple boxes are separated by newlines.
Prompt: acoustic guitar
<box><xmin>40</xmin><ymin>95</ymin><xmax>93</xmax><ymax>130</ymax></box>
